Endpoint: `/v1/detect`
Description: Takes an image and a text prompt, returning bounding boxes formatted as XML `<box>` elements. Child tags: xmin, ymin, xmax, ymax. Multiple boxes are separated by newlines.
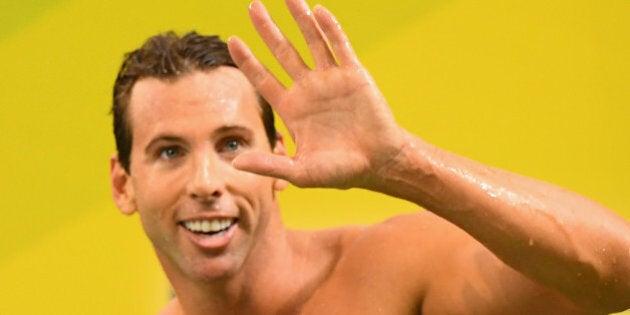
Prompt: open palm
<box><xmin>228</xmin><ymin>0</ymin><xmax>408</xmax><ymax>190</ymax></box>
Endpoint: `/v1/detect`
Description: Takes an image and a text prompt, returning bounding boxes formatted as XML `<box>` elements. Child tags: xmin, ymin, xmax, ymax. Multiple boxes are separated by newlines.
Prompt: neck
<box><xmin>180</xmin><ymin>237</ymin><xmax>295</xmax><ymax>314</ymax></box>
<box><xmin>162</xmin><ymin>205</ymin><xmax>329</xmax><ymax>314</ymax></box>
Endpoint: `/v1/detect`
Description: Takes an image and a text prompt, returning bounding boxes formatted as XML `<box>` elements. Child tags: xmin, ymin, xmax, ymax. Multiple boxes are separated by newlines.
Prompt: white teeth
<box><xmin>183</xmin><ymin>219</ymin><xmax>234</xmax><ymax>233</ymax></box>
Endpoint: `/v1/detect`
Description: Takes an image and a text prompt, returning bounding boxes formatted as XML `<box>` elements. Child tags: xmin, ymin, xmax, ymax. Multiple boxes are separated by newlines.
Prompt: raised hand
<box><xmin>227</xmin><ymin>0</ymin><xmax>409</xmax><ymax>189</ymax></box>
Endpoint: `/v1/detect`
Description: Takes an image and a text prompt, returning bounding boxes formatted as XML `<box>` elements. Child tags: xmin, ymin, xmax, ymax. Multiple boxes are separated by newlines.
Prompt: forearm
<box><xmin>375</xmin><ymin>132</ymin><xmax>630</xmax><ymax>312</ymax></box>
<box><xmin>232</xmin><ymin>0</ymin><xmax>630</xmax><ymax>308</ymax></box>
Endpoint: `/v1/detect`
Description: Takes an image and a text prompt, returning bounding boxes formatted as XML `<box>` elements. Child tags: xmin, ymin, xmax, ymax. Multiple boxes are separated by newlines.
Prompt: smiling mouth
<box><xmin>181</xmin><ymin>218</ymin><xmax>237</xmax><ymax>236</ymax></box>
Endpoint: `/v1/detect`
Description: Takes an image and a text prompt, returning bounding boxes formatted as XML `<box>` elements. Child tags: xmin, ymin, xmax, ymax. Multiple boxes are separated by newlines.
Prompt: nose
<box><xmin>187</xmin><ymin>153</ymin><xmax>225</xmax><ymax>202</ymax></box>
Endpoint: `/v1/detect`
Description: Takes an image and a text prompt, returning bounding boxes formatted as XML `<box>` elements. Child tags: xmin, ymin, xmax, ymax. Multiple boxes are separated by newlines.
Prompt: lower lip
<box><xmin>181</xmin><ymin>222</ymin><xmax>238</xmax><ymax>250</ymax></box>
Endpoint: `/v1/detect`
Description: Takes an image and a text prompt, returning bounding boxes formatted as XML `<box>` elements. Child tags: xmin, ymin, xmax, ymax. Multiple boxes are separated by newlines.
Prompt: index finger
<box><xmin>227</xmin><ymin>36</ymin><xmax>286</xmax><ymax>107</ymax></box>
<box><xmin>248</xmin><ymin>1</ymin><xmax>310</xmax><ymax>80</ymax></box>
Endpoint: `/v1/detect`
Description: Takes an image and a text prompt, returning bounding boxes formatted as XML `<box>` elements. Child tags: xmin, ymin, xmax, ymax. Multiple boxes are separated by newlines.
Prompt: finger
<box><xmin>227</xmin><ymin>36</ymin><xmax>286</xmax><ymax>107</ymax></box>
<box><xmin>313</xmin><ymin>5</ymin><xmax>360</xmax><ymax>67</ymax></box>
<box><xmin>248</xmin><ymin>1</ymin><xmax>309</xmax><ymax>80</ymax></box>
<box><xmin>232</xmin><ymin>151</ymin><xmax>297</xmax><ymax>183</ymax></box>
<box><xmin>286</xmin><ymin>0</ymin><xmax>336</xmax><ymax>69</ymax></box>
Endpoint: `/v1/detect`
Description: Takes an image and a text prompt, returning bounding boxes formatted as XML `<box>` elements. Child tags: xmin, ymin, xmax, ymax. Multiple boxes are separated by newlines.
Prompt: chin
<box><xmin>184</xmin><ymin>255</ymin><xmax>245</xmax><ymax>283</ymax></box>
<box><xmin>155</xmin><ymin>248</ymin><xmax>246</xmax><ymax>286</ymax></box>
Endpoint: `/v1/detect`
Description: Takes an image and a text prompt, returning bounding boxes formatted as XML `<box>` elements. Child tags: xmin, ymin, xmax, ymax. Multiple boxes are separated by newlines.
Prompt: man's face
<box><xmin>112</xmin><ymin>67</ymin><xmax>282</xmax><ymax>281</ymax></box>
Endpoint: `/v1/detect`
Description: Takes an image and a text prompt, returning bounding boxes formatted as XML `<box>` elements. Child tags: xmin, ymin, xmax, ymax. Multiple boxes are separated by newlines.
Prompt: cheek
<box><xmin>132</xmin><ymin>172</ymin><xmax>182</xmax><ymax>218</ymax></box>
<box><xmin>232</xmin><ymin>168</ymin><xmax>274</xmax><ymax>192</ymax></box>
<box><xmin>226</xmin><ymin>169</ymin><xmax>276</xmax><ymax>213</ymax></box>
<box><xmin>134</xmin><ymin>178</ymin><xmax>180</xmax><ymax>246</ymax></box>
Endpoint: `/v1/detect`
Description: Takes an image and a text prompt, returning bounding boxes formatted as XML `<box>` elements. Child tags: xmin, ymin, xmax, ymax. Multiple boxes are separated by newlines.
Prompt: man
<box><xmin>109</xmin><ymin>0</ymin><xmax>630</xmax><ymax>314</ymax></box>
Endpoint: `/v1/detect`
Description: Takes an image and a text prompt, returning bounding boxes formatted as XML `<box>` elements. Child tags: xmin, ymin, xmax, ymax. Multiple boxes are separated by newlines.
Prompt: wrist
<box><xmin>367</xmin><ymin>131</ymin><xmax>443</xmax><ymax>207</ymax></box>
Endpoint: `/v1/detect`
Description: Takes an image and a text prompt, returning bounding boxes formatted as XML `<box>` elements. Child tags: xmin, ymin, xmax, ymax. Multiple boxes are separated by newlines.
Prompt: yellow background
<box><xmin>1</xmin><ymin>0</ymin><xmax>628</xmax><ymax>313</ymax></box>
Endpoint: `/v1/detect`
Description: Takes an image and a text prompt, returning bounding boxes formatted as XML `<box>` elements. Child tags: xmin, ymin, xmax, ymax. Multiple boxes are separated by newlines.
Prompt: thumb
<box><xmin>233</xmin><ymin>151</ymin><xmax>296</xmax><ymax>181</ymax></box>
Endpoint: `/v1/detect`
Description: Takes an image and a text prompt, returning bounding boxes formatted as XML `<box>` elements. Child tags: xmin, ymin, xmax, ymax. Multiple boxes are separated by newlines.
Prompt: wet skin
<box><xmin>111</xmin><ymin>67</ymin><xmax>287</xmax><ymax>282</ymax></box>
<box><xmin>110</xmin><ymin>0</ymin><xmax>630</xmax><ymax>313</ymax></box>
<box><xmin>112</xmin><ymin>67</ymin><xmax>601</xmax><ymax>315</ymax></box>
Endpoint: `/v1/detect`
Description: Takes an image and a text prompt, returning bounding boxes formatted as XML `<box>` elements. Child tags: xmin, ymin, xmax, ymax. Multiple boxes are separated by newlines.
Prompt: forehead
<box><xmin>127</xmin><ymin>67</ymin><xmax>264</xmax><ymax>141</ymax></box>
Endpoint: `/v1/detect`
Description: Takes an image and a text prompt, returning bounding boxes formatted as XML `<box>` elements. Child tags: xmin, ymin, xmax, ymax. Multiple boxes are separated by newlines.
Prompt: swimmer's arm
<box><xmin>376</xmin><ymin>134</ymin><xmax>630</xmax><ymax>313</ymax></box>
<box><xmin>228</xmin><ymin>0</ymin><xmax>630</xmax><ymax>312</ymax></box>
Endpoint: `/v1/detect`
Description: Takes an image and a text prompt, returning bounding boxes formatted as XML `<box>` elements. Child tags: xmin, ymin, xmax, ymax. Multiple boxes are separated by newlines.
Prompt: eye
<box><xmin>223</xmin><ymin>138</ymin><xmax>241</xmax><ymax>152</ymax></box>
<box><xmin>159</xmin><ymin>146</ymin><xmax>181</xmax><ymax>160</ymax></box>
<box><xmin>218</xmin><ymin>136</ymin><xmax>249</xmax><ymax>156</ymax></box>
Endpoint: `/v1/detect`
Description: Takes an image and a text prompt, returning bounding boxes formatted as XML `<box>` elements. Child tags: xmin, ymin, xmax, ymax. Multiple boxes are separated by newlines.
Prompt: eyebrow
<box><xmin>213</xmin><ymin>125</ymin><xmax>254</xmax><ymax>137</ymax></box>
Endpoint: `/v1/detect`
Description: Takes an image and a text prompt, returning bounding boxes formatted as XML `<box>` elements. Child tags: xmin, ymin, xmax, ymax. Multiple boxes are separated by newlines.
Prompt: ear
<box><xmin>110</xmin><ymin>154</ymin><xmax>137</xmax><ymax>215</ymax></box>
<box><xmin>271</xmin><ymin>133</ymin><xmax>289</xmax><ymax>192</ymax></box>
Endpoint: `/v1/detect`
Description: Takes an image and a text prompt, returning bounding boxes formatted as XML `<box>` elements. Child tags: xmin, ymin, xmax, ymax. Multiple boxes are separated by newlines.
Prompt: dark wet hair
<box><xmin>112</xmin><ymin>31</ymin><xmax>276</xmax><ymax>172</ymax></box>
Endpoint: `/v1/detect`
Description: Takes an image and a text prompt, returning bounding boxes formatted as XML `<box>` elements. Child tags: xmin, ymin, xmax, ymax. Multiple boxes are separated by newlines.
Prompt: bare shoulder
<box><xmin>325</xmin><ymin>212</ymin><xmax>598</xmax><ymax>315</ymax></box>
<box><xmin>301</xmin><ymin>211</ymin><xmax>465</xmax><ymax>313</ymax></box>
<box><xmin>344</xmin><ymin>211</ymin><xmax>473</xmax><ymax>265</ymax></box>
<box><xmin>373</xmin><ymin>213</ymin><xmax>599</xmax><ymax>315</ymax></box>
<box><xmin>333</xmin><ymin>211</ymin><xmax>468</xmax><ymax>268</ymax></box>
<box><xmin>314</xmin><ymin>211</ymin><xmax>465</xmax><ymax>274</ymax></box>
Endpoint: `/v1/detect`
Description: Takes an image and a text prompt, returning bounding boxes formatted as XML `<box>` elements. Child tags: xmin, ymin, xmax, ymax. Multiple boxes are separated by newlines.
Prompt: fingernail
<box><xmin>314</xmin><ymin>5</ymin><xmax>337</xmax><ymax>23</ymax></box>
<box><xmin>249</xmin><ymin>1</ymin><xmax>261</xmax><ymax>11</ymax></box>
